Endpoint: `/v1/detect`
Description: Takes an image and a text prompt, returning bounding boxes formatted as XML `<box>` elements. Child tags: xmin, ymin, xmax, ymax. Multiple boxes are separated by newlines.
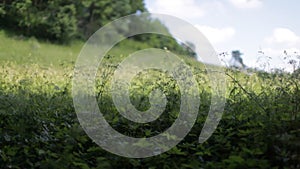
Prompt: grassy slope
<box><xmin>0</xmin><ymin>30</ymin><xmax>82</xmax><ymax>67</ymax></box>
<box><xmin>0</xmin><ymin>30</ymin><xmax>198</xmax><ymax>67</ymax></box>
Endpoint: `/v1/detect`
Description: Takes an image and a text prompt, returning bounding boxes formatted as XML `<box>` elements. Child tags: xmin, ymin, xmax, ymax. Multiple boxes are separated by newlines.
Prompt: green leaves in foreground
<box><xmin>0</xmin><ymin>63</ymin><xmax>299</xmax><ymax>168</ymax></box>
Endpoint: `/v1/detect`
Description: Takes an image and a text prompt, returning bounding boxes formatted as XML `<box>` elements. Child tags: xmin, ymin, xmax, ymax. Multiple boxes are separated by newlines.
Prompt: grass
<box><xmin>0</xmin><ymin>30</ymin><xmax>83</xmax><ymax>67</ymax></box>
<box><xmin>0</xmin><ymin>29</ymin><xmax>200</xmax><ymax>68</ymax></box>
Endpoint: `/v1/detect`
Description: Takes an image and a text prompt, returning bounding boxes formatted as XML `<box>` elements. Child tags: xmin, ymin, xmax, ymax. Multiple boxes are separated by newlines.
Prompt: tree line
<box><xmin>0</xmin><ymin>0</ymin><xmax>196</xmax><ymax>57</ymax></box>
<box><xmin>0</xmin><ymin>0</ymin><xmax>145</xmax><ymax>42</ymax></box>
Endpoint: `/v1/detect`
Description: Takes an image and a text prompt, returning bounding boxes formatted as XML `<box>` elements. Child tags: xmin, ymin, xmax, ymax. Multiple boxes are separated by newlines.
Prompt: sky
<box><xmin>144</xmin><ymin>0</ymin><xmax>300</xmax><ymax>72</ymax></box>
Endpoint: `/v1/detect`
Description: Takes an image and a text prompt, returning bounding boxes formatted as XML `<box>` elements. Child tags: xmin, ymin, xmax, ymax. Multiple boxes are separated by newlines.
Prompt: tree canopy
<box><xmin>0</xmin><ymin>0</ymin><xmax>146</xmax><ymax>41</ymax></box>
<box><xmin>0</xmin><ymin>0</ymin><xmax>196</xmax><ymax>58</ymax></box>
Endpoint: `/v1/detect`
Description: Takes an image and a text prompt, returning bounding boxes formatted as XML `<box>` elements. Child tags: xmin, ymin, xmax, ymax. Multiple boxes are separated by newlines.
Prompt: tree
<box><xmin>180</xmin><ymin>41</ymin><xmax>197</xmax><ymax>58</ymax></box>
<box><xmin>230</xmin><ymin>50</ymin><xmax>246</xmax><ymax>68</ymax></box>
<box><xmin>0</xmin><ymin>0</ymin><xmax>146</xmax><ymax>42</ymax></box>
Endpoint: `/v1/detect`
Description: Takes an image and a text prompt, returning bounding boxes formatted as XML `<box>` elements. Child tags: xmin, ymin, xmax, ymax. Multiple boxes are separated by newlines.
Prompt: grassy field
<box><xmin>0</xmin><ymin>30</ymin><xmax>80</xmax><ymax>67</ymax></box>
<box><xmin>0</xmin><ymin>29</ymin><xmax>299</xmax><ymax>168</ymax></box>
<box><xmin>0</xmin><ymin>30</ymin><xmax>156</xmax><ymax>67</ymax></box>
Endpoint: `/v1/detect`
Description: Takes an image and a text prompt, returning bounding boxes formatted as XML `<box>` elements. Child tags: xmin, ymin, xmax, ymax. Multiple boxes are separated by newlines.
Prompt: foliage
<box><xmin>0</xmin><ymin>38</ymin><xmax>299</xmax><ymax>168</ymax></box>
<box><xmin>0</xmin><ymin>0</ymin><xmax>146</xmax><ymax>42</ymax></box>
<box><xmin>0</xmin><ymin>0</ymin><xmax>78</xmax><ymax>42</ymax></box>
<box><xmin>75</xmin><ymin>0</ymin><xmax>146</xmax><ymax>38</ymax></box>
<box><xmin>1</xmin><ymin>9</ymin><xmax>300</xmax><ymax>166</ymax></box>
<box><xmin>0</xmin><ymin>1</ymin><xmax>196</xmax><ymax>58</ymax></box>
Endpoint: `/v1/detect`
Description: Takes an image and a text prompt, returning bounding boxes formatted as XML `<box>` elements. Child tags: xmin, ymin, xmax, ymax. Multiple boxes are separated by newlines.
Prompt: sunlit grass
<box><xmin>0</xmin><ymin>30</ymin><xmax>83</xmax><ymax>67</ymax></box>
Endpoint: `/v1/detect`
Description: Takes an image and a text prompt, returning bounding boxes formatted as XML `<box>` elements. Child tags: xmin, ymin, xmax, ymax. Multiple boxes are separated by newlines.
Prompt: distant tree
<box><xmin>76</xmin><ymin>0</ymin><xmax>146</xmax><ymax>38</ymax></box>
<box><xmin>180</xmin><ymin>41</ymin><xmax>197</xmax><ymax>58</ymax></box>
<box><xmin>125</xmin><ymin>15</ymin><xmax>194</xmax><ymax>57</ymax></box>
<box><xmin>230</xmin><ymin>50</ymin><xmax>246</xmax><ymax>68</ymax></box>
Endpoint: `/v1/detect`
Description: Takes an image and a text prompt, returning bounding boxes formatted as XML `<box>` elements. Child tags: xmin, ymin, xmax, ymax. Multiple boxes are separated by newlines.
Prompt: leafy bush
<box><xmin>0</xmin><ymin>56</ymin><xmax>299</xmax><ymax>168</ymax></box>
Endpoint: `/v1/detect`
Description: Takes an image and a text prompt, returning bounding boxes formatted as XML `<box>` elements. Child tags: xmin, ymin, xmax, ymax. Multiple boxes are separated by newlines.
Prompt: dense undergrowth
<box><xmin>0</xmin><ymin>59</ymin><xmax>299</xmax><ymax>168</ymax></box>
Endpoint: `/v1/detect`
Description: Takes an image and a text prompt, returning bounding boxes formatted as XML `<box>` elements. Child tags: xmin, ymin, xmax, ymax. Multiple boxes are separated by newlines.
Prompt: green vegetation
<box><xmin>0</xmin><ymin>0</ymin><xmax>195</xmax><ymax>57</ymax></box>
<box><xmin>0</xmin><ymin>27</ymin><xmax>299</xmax><ymax>169</ymax></box>
<box><xmin>0</xmin><ymin>30</ymin><xmax>81</xmax><ymax>67</ymax></box>
<box><xmin>0</xmin><ymin>0</ymin><xmax>145</xmax><ymax>41</ymax></box>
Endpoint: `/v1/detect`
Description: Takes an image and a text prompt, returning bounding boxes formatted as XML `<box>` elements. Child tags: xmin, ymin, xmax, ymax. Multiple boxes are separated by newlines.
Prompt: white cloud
<box><xmin>265</xmin><ymin>28</ymin><xmax>300</xmax><ymax>45</ymax></box>
<box><xmin>146</xmin><ymin>0</ymin><xmax>206</xmax><ymax>21</ymax></box>
<box><xmin>229</xmin><ymin>0</ymin><xmax>262</xmax><ymax>9</ymax></box>
<box><xmin>201</xmin><ymin>1</ymin><xmax>226</xmax><ymax>15</ymax></box>
<box><xmin>195</xmin><ymin>25</ymin><xmax>236</xmax><ymax>45</ymax></box>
